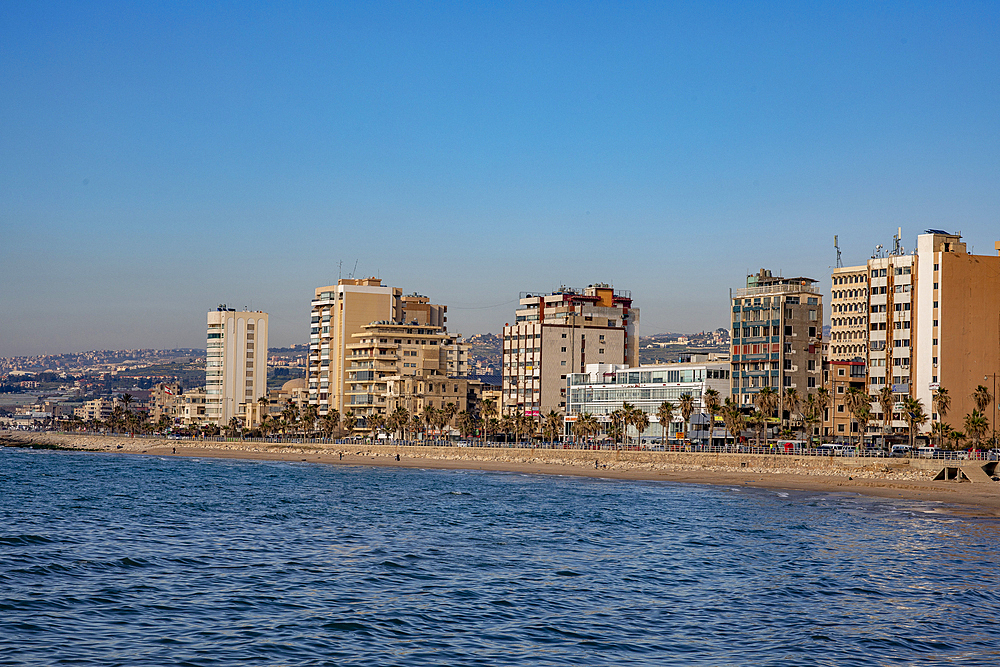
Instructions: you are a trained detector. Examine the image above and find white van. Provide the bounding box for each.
[891,445,912,457]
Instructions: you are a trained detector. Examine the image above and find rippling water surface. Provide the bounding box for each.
[2,447,999,666]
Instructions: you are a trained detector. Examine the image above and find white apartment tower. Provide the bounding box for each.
[206,307,269,425]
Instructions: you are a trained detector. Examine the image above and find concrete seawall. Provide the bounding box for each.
[1,431,946,481]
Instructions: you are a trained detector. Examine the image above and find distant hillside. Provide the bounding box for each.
[462,330,731,371]
[466,333,501,375]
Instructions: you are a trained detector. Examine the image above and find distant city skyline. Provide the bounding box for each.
[2,2,998,357]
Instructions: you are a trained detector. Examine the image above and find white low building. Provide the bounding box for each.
[564,361,731,442]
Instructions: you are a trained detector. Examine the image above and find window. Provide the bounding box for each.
[784,359,792,370]
[934,283,939,290]
[809,326,816,337]
[837,385,845,394]
[599,348,605,354]
[808,360,815,371]
[933,301,939,309]
[785,326,792,336]
[560,361,566,366]
[561,333,567,338]
[561,347,566,352]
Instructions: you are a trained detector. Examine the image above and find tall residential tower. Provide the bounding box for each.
[730,270,823,406]
[206,307,269,425]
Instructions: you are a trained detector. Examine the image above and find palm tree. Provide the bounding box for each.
[300,404,318,437]
[877,386,894,448]
[257,396,270,426]
[320,409,340,439]
[480,399,497,442]
[720,398,745,446]
[853,403,872,449]
[542,410,562,446]
[456,410,475,438]
[227,416,243,438]
[902,397,927,451]
[442,402,459,436]
[620,402,638,446]
[749,409,767,448]
[844,387,868,447]
[656,401,675,444]
[702,388,721,447]
[368,413,385,440]
[632,411,650,447]
[342,409,358,438]
[932,386,951,434]
[948,429,966,450]
[390,406,409,440]
[973,386,993,443]
[421,405,438,440]
[964,410,989,449]
[753,387,779,445]
[678,393,695,442]
[973,385,992,413]
[609,408,627,448]
[930,421,952,450]
[783,388,800,438]
[573,412,598,447]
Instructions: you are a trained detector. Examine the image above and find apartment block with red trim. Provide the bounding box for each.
[501,284,638,417]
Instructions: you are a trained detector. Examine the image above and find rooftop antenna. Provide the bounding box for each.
[834,235,842,268]
[349,259,358,279]
[892,227,902,256]
[338,260,342,280]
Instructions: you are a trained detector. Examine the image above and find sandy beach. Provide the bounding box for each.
[4,431,1000,517]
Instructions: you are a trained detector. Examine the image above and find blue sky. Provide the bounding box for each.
[2,1,998,357]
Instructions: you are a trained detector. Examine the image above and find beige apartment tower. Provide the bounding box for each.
[830,230,1000,440]
[502,284,638,416]
[206,307,269,425]
[307,278,403,416]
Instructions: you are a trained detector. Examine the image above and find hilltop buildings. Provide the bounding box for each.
[205,307,269,425]
[502,284,638,416]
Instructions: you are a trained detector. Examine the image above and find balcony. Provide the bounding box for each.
[734,283,819,298]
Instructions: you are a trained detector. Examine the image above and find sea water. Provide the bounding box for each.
[1,447,998,666]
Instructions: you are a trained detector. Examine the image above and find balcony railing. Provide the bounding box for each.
[735,283,819,298]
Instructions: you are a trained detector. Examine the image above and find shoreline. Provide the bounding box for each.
[4,431,1000,517]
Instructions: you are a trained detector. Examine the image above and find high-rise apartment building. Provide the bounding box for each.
[730,270,824,406]
[307,278,403,416]
[502,284,638,416]
[345,320,470,425]
[831,231,1000,438]
[307,279,459,420]
[206,307,269,425]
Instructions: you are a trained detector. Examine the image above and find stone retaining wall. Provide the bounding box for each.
[1,431,942,481]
